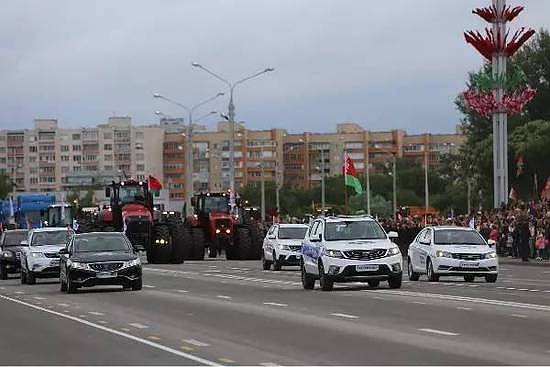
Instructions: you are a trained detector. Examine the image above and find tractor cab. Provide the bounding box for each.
[192,192,231,218]
[45,204,76,228]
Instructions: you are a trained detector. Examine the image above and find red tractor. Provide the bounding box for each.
[184,192,263,260]
[97,179,187,264]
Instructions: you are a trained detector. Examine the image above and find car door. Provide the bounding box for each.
[417,228,432,271]
[303,221,320,274]
[59,238,73,283]
[20,231,33,271]
[306,220,324,275]
[409,229,424,271]
[263,225,276,259]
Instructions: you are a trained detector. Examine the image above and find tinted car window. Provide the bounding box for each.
[434,229,486,245]
[2,231,28,247]
[74,234,130,253]
[31,231,69,246]
[278,227,308,239]
[325,221,386,241]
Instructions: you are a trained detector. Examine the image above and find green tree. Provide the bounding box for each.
[0,174,14,200]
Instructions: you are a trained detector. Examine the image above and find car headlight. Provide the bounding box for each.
[386,246,401,256]
[125,258,141,267]
[67,259,88,270]
[30,252,44,258]
[485,251,497,259]
[435,250,453,258]
[324,249,344,258]
[278,244,290,251]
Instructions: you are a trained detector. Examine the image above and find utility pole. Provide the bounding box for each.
[424,148,429,215]
[467,179,472,214]
[392,153,397,219]
[321,149,326,214]
[260,163,265,223]
[365,139,371,216]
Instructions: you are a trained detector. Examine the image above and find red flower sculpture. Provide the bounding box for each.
[472,5,524,23]
[464,27,534,60]
[463,87,536,117]
[505,27,536,56]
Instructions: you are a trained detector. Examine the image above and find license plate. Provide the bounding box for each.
[50,260,59,266]
[97,272,117,278]
[356,264,379,272]
[460,262,479,268]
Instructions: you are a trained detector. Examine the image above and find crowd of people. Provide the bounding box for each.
[381,200,550,262]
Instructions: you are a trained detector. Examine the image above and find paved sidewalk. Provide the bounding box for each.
[498,256,550,267]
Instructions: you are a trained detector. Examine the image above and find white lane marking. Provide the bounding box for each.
[496,286,505,289]
[468,285,479,287]
[260,363,281,366]
[263,302,288,307]
[176,290,189,293]
[128,322,149,329]
[510,314,527,318]
[329,313,359,319]
[410,301,427,305]
[0,294,218,366]
[373,296,385,300]
[529,289,540,292]
[418,328,459,336]
[88,311,104,316]
[456,306,473,311]
[183,339,210,347]
[143,285,156,288]
[97,320,108,324]
[216,295,232,300]
[33,296,47,300]
[506,287,516,290]
[364,290,550,312]
[57,303,70,307]
[14,291,24,294]
[518,288,529,291]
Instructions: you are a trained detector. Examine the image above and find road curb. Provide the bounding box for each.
[498,258,550,267]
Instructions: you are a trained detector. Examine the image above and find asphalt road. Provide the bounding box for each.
[1,258,550,365]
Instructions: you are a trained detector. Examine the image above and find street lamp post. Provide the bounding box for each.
[153,92,224,215]
[191,63,274,209]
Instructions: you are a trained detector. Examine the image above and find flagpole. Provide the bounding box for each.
[344,150,349,214]
[366,138,371,216]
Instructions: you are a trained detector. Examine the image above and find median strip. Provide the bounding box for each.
[329,313,359,319]
[418,328,459,336]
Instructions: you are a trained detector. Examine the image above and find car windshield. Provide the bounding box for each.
[74,234,130,253]
[278,227,308,239]
[2,231,28,247]
[31,231,69,246]
[434,229,486,245]
[202,196,229,213]
[119,185,146,204]
[325,221,386,241]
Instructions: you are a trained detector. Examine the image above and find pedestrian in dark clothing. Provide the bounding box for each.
[516,212,531,262]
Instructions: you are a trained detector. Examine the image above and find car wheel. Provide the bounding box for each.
[367,280,380,288]
[407,257,420,281]
[67,275,77,294]
[464,274,475,282]
[262,252,272,270]
[301,261,315,290]
[388,275,402,289]
[60,275,67,292]
[318,262,333,291]
[26,271,36,285]
[0,263,7,280]
[272,251,282,271]
[485,274,498,283]
[426,259,439,282]
[20,268,27,284]
[131,278,143,291]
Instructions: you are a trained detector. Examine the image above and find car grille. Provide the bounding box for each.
[451,253,484,260]
[289,245,301,251]
[89,262,124,272]
[44,252,60,258]
[343,249,387,260]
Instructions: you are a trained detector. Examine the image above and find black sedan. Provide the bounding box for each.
[60,232,142,293]
[0,229,29,280]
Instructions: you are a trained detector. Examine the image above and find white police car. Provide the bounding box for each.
[407,226,498,283]
[262,224,309,270]
[301,216,402,291]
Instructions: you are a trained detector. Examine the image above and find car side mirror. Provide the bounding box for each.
[268,235,276,240]
[59,248,69,255]
[105,187,111,198]
[388,231,398,239]
[487,239,496,246]
[311,234,322,242]
[20,240,28,247]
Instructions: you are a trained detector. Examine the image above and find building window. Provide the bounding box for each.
[104,132,113,140]
[73,166,81,172]
[136,131,144,139]
[61,166,69,173]
[60,145,69,152]
[72,134,81,140]
[61,155,70,161]
[73,145,81,151]
[104,144,112,151]
[104,165,113,171]
[73,156,81,162]
[135,142,144,150]
[136,153,144,161]
[136,164,145,171]
[136,174,145,181]
[84,155,97,161]
[30,177,38,185]
[29,146,37,153]
[104,154,112,161]
[29,156,37,163]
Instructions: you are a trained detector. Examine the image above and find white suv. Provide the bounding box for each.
[301,216,402,291]
[262,224,309,271]
[407,226,498,283]
[20,228,71,285]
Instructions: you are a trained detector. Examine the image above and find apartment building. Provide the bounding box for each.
[0,117,163,193]
[162,121,464,205]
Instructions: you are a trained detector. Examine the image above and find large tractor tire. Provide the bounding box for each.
[148,225,173,264]
[237,227,253,260]
[248,225,264,260]
[181,227,194,260]
[169,223,186,264]
[191,228,206,260]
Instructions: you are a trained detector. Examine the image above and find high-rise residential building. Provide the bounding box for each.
[0,117,163,193]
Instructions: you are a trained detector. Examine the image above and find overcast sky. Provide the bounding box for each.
[1,1,549,134]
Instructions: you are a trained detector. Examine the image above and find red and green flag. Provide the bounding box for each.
[343,153,363,195]
[148,175,163,192]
